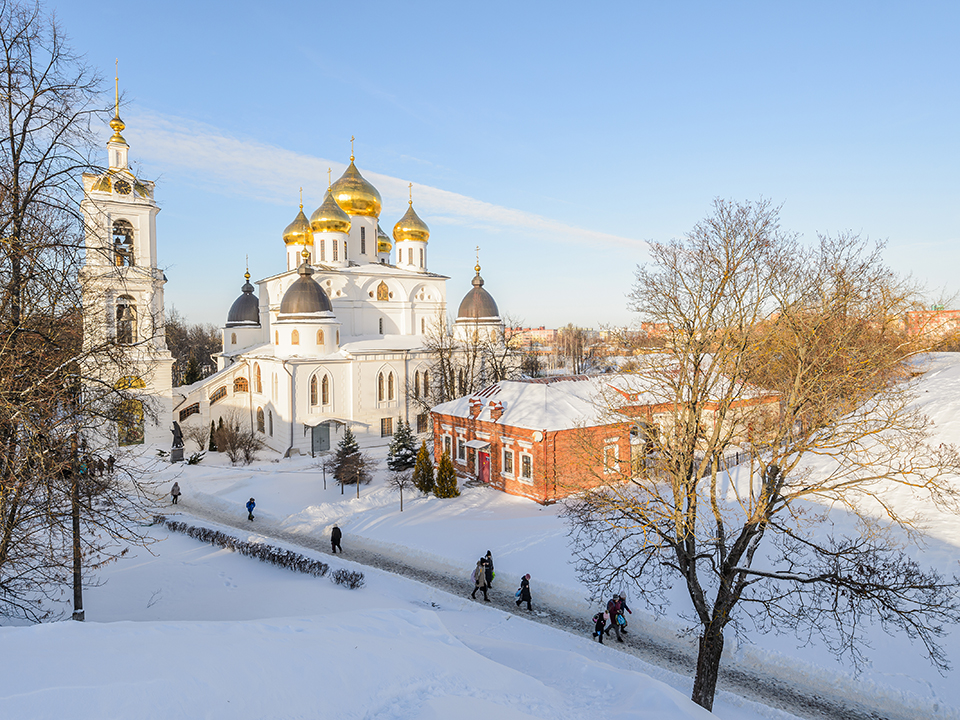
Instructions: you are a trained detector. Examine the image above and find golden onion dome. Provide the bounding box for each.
[282,205,314,246]
[310,190,352,234]
[377,224,392,254]
[330,160,382,217]
[392,201,430,244]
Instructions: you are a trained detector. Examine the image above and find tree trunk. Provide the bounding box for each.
[691,625,724,710]
[71,466,84,621]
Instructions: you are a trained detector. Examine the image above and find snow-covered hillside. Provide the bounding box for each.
[4,355,960,719]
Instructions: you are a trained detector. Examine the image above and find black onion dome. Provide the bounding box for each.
[457,267,500,320]
[226,273,260,327]
[279,262,332,315]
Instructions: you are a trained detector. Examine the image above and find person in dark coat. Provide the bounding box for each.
[246,498,256,521]
[471,558,490,601]
[515,573,532,610]
[331,525,342,553]
[593,611,608,643]
[106,455,115,475]
[171,482,181,505]
[605,594,630,642]
[484,550,494,587]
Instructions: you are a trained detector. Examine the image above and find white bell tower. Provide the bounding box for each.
[79,72,174,448]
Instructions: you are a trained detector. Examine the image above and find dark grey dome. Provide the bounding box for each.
[457,268,500,320]
[279,263,332,315]
[226,273,260,327]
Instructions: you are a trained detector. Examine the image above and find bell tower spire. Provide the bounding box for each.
[107,60,130,170]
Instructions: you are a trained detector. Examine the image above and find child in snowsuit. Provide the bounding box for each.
[515,573,532,610]
[171,482,181,505]
[331,525,342,553]
[246,498,256,521]
[593,611,608,643]
[471,558,490,601]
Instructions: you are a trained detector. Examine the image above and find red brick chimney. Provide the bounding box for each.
[469,399,483,418]
[489,401,503,421]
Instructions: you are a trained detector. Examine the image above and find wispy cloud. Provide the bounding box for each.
[126,111,644,250]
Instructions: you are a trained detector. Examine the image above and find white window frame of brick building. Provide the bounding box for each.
[443,434,452,458]
[502,448,514,477]
[603,441,620,474]
[519,453,533,485]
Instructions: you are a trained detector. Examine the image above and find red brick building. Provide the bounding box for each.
[430,376,635,504]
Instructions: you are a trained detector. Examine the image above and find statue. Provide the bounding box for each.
[171,421,184,448]
[170,421,184,463]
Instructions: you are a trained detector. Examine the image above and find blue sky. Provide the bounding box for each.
[56,1,959,328]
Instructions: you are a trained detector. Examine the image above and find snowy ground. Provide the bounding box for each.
[5,355,960,719]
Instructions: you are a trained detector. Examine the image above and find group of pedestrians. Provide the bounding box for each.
[467,551,536,612]
[593,593,632,644]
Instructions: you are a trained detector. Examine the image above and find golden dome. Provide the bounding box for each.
[377,224,392,254]
[330,160,382,217]
[392,201,430,244]
[283,206,314,246]
[108,113,126,144]
[310,190,352,234]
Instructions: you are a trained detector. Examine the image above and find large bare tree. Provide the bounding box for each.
[565,199,960,711]
[0,0,162,621]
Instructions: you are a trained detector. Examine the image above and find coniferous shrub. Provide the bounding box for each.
[333,427,371,485]
[208,421,217,452]
[434,451,460,498]
[412,441,434,494]
[387,418,417,472]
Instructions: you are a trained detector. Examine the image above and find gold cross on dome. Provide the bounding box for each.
[299,186,303,209]
[408,182,413,204]
[350,135,355,161]
[327,168,332,189]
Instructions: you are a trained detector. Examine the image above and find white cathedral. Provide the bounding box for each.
[81,100,503,456]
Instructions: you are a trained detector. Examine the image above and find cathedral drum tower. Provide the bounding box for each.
[78,78,174,448]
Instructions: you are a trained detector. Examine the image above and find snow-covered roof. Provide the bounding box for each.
[431,375,647,431]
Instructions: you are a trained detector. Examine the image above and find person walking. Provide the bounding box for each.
[106,455,115,475]
[484,550,494,588]
[471,558,490,601]
[515,573,532,611]
[605,594,628,643]
[331,525,342,554]
[246,497,256,521]
[171,482,181,505]
[593,611,608,643]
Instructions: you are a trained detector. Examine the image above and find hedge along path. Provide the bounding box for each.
[163,498,896,720]
[154,515,364,588]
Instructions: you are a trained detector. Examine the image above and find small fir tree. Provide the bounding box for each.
[208,420,218,452]
[434,451,460,498]
[387,417,417,472]
[184,356,202,385]
[333,427,371,485]
[411,441,434,494]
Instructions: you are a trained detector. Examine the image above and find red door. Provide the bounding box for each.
[478,451,490,483]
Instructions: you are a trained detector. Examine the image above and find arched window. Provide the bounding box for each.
[414,371,420,399]
[112,220,135,267]
[421,318,425,334]
[317,329,324,345]
[117,399,144,446]
[419,248,424,267]
[319,239,325,262]
[321,375,330,405]
[116,295,136,345]
[344,240,348,260]
[310,375,318,406]
[422,370,430,398]
[332,239,338,261]
[388,372,395,400]
[268,410,273,436]
[376,281,388,301]
[378,372,385,402]
[378,317,383,334]
[408,248,413,265]
[256,407,265,433]
[210,386,227,404]
[254,363,262,393]
[234,377,249,393]
[336,330,340,345]
[231,332,237,345]
[275,330,279,345]
[292,329,300,345]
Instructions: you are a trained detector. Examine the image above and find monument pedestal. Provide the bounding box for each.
[171,447,184,463]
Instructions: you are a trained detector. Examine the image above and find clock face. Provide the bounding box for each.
[115,179,132,195]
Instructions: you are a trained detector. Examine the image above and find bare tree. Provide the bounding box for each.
[213,409,263,465]
[389,470,415,511]
[564,199,960,711]
[0,1,167,621]
[183,422,208,452]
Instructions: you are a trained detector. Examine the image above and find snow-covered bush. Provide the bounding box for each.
[331,568,365,589]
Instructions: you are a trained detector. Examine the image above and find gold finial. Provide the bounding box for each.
[299,186,303,210]
[475,246,481,274]
[301,248,310,261]
[327,167,332,189]
[350,135,355,162]
[408,182,413,205]
[108,58,126,142]
[245,254,250,280]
